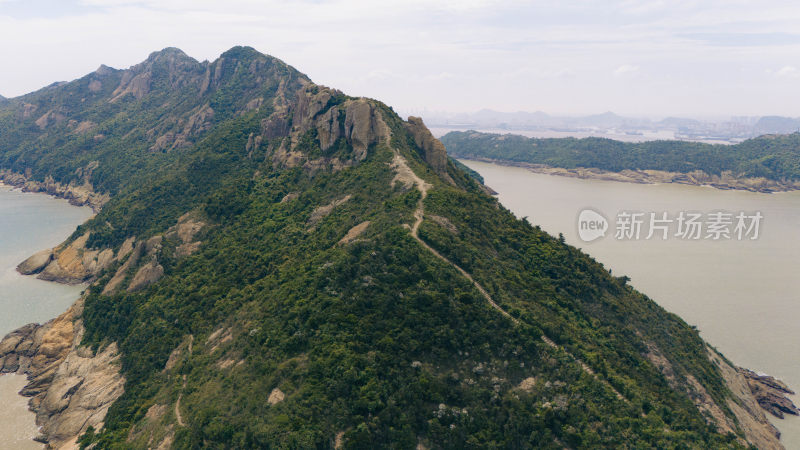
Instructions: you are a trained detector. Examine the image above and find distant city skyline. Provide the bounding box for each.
[3,0,800,117]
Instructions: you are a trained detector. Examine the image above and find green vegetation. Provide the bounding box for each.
[450,157,484,184]
[441,130,800,181]
[0,47,756,448]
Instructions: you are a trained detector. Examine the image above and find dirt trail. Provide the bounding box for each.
[175,335,193,427]
[397,152,624,401]
[175,375,186,427]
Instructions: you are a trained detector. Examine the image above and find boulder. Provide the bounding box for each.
[17,248,54,275]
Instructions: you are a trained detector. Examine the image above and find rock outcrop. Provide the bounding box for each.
[17,248,54,275]
[127,260,164,292]
[740,368,800,419]
[102,239,143,295]
[165,212,205,258]
[404,116,455,185]
[644,341,790,449]
[0,165,109,211]
[0,298,125,449]
[706,347,788,450]
[35,232,115,285]
[101,215,204,295]
[19,211,202,294]
[263,85,391,172]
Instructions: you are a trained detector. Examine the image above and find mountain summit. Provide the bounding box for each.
[0,47,790,449]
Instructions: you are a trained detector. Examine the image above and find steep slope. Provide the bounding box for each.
[0,48,789,449]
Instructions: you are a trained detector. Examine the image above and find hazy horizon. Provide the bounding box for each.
[3,1,800,117]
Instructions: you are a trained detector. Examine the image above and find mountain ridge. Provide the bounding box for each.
[0,47,791,449]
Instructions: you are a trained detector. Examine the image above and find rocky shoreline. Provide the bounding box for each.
[457,157,800,194]
[741,369,800,419]
[0,298,125,449]
[0,168,109,212]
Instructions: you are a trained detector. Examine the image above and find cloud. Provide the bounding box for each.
[774,66,799,78]
[3,0,800,115]
[613,64,640,77]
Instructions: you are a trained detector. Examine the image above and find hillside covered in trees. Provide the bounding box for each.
[0,47,789,449]
[441,130,800,188]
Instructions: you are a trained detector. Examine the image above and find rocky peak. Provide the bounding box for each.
[262,84,390,171]
[93,64,115,77]
[219,45,265,62]
[145,47,195,64]
[202,46,307,95]
[110,48,205,102]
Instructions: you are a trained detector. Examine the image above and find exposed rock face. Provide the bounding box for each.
[102,215,203,295]
[263,85,391,172]
[644,343,736,436]
[127,260,164,292]
[740,368,799,419]
[0,299,125,449]
[427,215,458,235]
[35,110,67,130]
[338,221,370,244]
[644,342,787,449]
[404,116,455,185]
[35,232,115,285]
[110,48,202,103]
[308,195,351,229]
[706,348,786,450]
[102,240,143,295]
[17,248,54,275]
[149,104,215,152]
[0,168,109,211]
[165,212,205,258]
[268,388,285,405]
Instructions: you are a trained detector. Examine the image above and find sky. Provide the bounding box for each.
[1,0,800,118]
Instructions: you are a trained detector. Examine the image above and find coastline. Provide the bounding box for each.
[0,187,101,449]
[0,169,108,212]
[455,157,800,194]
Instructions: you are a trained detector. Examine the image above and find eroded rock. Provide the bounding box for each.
[127,260,164,292]
[17,249,54,275]
[404,116,455,185]
[0,298,125,449]
[741,368,799,419]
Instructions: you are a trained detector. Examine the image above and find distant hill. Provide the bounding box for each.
[442,130,800,192]
[422,110,800,142]
[753,116,800,135]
